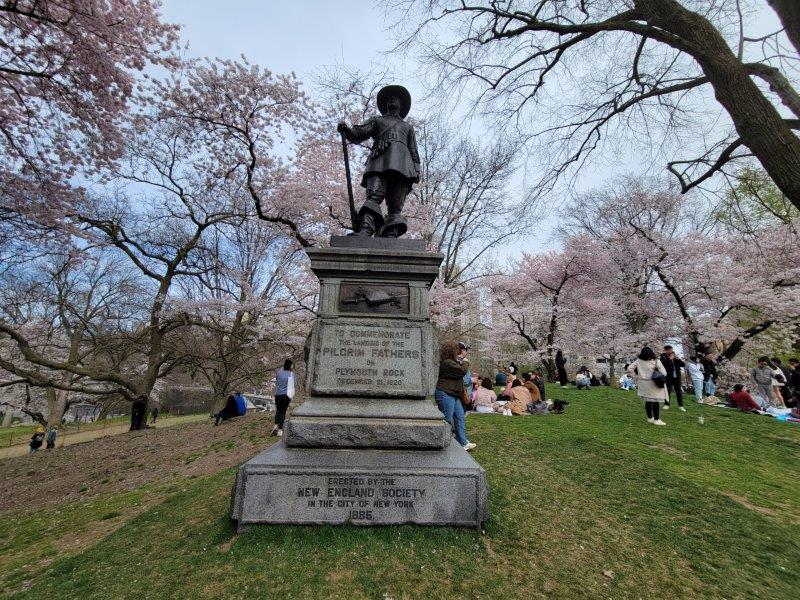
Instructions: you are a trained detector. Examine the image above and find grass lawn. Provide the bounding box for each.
[1,385,798,598]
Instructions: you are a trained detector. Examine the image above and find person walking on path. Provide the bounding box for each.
[660,345,686,411]
[686,356,705,403]
[751,356,782,408]
[29,427,45,453]
[628,346,669,426]
[45,427,57,449]
[434,340,476,451]
[272,359,295,437]
[555,350,569,388]
[150,404,159,425]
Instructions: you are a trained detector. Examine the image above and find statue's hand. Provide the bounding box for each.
[337,121,348,134]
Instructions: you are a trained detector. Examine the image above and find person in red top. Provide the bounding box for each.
[730,384,762,412]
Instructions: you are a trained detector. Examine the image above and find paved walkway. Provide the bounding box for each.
[0,413,209,459]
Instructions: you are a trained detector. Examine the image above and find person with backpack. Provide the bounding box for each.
[627,346,668,425]
[272,359,295,437]
[29,426,45,453]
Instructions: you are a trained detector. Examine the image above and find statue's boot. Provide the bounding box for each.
[348,202,384,237]
[380,213,407,238]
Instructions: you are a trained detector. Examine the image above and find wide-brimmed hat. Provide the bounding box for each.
[376,85,411,118]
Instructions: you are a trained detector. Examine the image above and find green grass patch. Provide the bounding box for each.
[1,385,798,598]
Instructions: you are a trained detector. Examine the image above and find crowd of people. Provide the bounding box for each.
[434,341,570,452]
[622,346,800,425]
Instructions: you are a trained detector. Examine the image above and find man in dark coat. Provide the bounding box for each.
[660,345,686,410]
[130,395,148,431]
[338,85,420,238]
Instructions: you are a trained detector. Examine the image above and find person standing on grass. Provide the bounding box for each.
[751,356,782,408]
[701,353,718,397]
[769,359,787,407]
[45,426,57,449]
[628,346,668,426]
[660,345,686,412]
[686,356,705,403]
[555,349,569,388]
[460,343,474,408]
[150,404,159,424]
[434,340,476,451]
[129,395,148,431]
[272,359,295,437]
[29,426,45,453]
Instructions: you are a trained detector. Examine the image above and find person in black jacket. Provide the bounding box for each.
[700,352,718,396]
[129,395,148,431]
[660,345,686,411]
[555,350,569,387]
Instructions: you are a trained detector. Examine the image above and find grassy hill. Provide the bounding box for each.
[1,386,798,599]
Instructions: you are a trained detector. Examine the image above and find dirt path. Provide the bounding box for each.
[0,414,209,459]
[0,413,276,515]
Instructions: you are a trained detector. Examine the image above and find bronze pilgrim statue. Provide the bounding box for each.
[337,85,420,238]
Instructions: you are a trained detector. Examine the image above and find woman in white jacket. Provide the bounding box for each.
[627,346,669,426]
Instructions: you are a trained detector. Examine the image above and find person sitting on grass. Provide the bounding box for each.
[473,377,499,414]
[500,374,515,401]
[575,367,591,390]
[729,384,762,413]
[521,372,542,402]
[214,394,238,426]
[619,373,636,391]
[507,379,533,415]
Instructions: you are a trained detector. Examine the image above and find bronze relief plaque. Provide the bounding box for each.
[338,282,410,315]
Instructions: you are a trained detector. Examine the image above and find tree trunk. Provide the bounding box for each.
[46,381,70,428]
[768,0,800,56]
[639,0,800,210]
[608,353,617,383]
[718,321,774,363]
[1,408,13,427]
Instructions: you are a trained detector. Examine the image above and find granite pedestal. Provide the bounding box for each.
[231,236,489,528]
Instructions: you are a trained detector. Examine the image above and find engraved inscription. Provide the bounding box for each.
[339,282,409,315]
[300,477,428,521]
[312,323,423,396]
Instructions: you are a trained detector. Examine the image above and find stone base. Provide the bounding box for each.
[287,398,450,449]
[231,442,489,529]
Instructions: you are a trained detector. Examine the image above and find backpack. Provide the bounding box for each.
[651,361,666,388]
[526,400,548,415]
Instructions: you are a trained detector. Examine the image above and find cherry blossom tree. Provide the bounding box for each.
[175,215,316,407]
[1,0,178,227]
